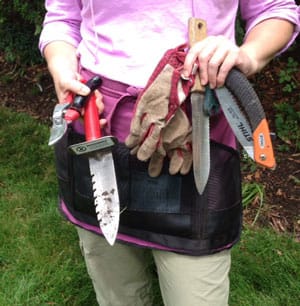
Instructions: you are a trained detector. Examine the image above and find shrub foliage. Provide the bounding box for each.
[0,0,45,65]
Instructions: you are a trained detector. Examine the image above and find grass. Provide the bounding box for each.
[230,228,300,306]
[0,107,97,305]
[0,106,299,305]
[242,182,265,226]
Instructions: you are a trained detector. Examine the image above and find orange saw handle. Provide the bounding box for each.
[225,69,276,169]
[252,119,275,169]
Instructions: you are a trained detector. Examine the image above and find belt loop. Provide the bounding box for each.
[127,86,142,97]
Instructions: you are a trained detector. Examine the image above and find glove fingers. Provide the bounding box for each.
[148,151,165,177]
[163,108,190,146]
[137,125,162,161]
[180,154,193,175]
[169,149,184,175]
[125,130,143,150]
[129,145,139,155]
[125,113,156,149]
[125,134,140,149]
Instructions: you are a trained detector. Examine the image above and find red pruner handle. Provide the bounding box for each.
[84,93,101,141]
[64,92,81,122]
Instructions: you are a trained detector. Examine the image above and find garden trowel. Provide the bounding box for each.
[188,17,210,195]
[49,77,120,245]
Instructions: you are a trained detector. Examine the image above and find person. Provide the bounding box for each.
[39,1,299,305]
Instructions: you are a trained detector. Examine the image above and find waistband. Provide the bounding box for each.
[80,67,142,96]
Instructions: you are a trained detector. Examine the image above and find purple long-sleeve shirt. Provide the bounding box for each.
[39,0,299,87]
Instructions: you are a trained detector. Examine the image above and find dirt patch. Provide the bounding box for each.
[0,51,299,241]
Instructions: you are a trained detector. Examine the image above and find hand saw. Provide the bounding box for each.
[215,68,276,169]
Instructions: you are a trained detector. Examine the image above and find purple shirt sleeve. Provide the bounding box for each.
[240,0,300,52]
[39,0,83,52]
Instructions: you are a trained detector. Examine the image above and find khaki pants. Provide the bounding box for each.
[77,227,231,306]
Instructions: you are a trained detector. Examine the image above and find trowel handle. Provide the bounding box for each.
[84,93,102,141]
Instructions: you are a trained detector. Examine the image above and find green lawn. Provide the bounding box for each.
[0,107,299,306]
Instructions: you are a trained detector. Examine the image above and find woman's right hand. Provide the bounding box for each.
[53,71,91,104]
[44,41,91,103]
[43,41,106,127]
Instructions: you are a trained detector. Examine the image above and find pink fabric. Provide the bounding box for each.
[39,0,300,87]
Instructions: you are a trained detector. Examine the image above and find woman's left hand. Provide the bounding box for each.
[182,35,257,88]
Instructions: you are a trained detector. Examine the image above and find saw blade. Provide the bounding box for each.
[215,86,254,159]
[89,151,120,246]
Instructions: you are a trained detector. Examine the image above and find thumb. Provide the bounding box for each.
[56,74,91,103]
[69,78,91,96]
[57,81,90,103]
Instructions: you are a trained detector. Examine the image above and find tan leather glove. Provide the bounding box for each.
[125,44,193,162]
[166,108,192,176]
[125,63,174,161]
[148,106,192,177]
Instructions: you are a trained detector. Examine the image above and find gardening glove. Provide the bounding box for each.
[168,136,192,175]
[125,44,193,162]
[147,138,166,177]
[148,105,192,177]
[166,107,192,175]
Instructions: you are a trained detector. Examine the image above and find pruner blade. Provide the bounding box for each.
[48,102,70,146]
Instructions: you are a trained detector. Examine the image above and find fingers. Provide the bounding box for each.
[183,36,241,88]
[94,90,104,113]
[209,42,240,88]
[56,76,91,103]
[94,90,107,128]
[99,118,107,129]
[56,72,104,111]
